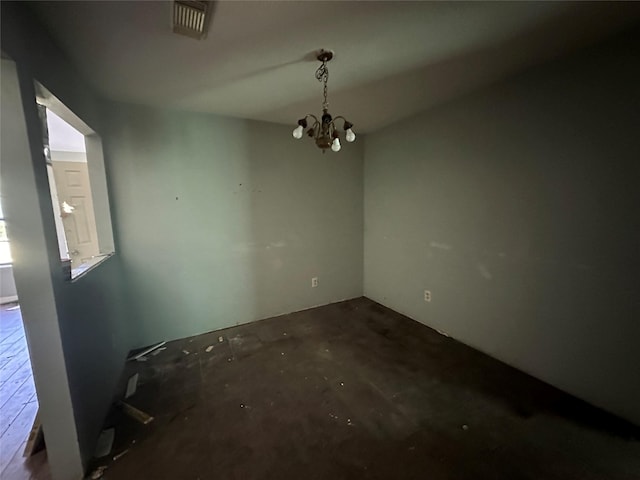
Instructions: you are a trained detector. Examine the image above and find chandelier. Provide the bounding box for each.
[292,50,356,152]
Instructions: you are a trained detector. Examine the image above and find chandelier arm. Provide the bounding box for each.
[306,119,320,138]
[331,116,353,130]
[303,114,320,124]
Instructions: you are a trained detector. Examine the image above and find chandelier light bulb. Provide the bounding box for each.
[331,137,341,152]
[345,128,356,143]
[292,125,304,139]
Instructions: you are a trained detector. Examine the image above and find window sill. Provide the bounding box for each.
[66,253,114,282]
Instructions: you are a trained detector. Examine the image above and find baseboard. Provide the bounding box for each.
[0,295,19,305]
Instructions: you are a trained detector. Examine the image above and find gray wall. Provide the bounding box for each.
[103,104,363,346]
[364,29,640,425]
[1,4,132,477]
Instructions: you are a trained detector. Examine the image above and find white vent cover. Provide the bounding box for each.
[173,1,210,40]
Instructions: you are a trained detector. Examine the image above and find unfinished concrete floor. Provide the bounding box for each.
[100,298,640,480]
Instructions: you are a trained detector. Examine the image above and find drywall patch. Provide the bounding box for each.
[429,241,452,250]
[477,263,492,280]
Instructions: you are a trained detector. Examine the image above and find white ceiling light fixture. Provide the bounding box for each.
[292,50,356,153]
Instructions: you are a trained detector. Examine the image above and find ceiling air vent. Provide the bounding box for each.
[173,1,211,40]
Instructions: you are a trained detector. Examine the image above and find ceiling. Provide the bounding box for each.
[30,1,640,133]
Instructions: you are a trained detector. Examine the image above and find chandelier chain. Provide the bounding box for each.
[315,61,329,111]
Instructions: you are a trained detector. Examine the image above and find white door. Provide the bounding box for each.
[51,160,100,267]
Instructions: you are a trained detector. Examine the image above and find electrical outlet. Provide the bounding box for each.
[424,290,431,302]
[311,277,319,288]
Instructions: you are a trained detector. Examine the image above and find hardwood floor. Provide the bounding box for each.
[0,303,50,480]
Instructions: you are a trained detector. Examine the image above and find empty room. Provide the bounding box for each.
[0,1,639,479]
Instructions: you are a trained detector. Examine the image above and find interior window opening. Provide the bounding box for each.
[35,83,115,280]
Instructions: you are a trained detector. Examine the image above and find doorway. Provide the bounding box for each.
[0,221,48,476]
[0,297,49,478]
